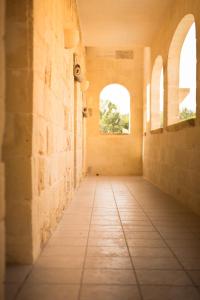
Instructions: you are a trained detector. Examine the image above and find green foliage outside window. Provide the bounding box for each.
[100,100,129,134]
[179,107,196,120]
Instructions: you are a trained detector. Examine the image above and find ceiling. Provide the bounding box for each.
[77,0,173,47]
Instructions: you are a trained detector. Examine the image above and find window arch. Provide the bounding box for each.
[99,83,130,134]
[151,56,164,130]
[168,14,196,125]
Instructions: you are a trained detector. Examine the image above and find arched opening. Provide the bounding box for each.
[168,14,196,125]
[151,56,164,130]
[99,83,130,134]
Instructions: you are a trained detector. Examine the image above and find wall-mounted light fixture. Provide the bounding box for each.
[64,28,80,49]
[82,107,88,118]
[81,80,90,92]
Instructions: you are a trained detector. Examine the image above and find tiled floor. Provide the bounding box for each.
[5,176,200,300]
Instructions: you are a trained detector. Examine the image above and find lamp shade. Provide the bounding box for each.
[81,80,90,92]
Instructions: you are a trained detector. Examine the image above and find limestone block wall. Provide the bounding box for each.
[74,81,84,188]
[143,0,200,214]
[0,0,5,297]
[3,0,86,264]
[32,0,86,258]
[4,0,34,263]
[86,47,143,175]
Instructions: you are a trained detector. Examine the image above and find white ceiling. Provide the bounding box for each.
[77,0,173,47]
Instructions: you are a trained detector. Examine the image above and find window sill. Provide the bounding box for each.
[166,118,196,132]
[100,132,130,136]
[150,128,163,134]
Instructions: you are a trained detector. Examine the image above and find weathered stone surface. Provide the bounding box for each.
[32,0,86,259]
[0,0,5,297]
[143,0,200,215]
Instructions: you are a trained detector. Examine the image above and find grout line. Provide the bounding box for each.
[110,178,144,300]
[77,179,97,300]
[125,181,200,295]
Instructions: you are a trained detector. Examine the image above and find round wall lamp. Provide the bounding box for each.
[81,80,90,92]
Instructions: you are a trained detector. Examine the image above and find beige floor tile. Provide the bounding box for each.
[48,237,87,246]
[56,224,90,231]
[80,285,141,300]
[172,247,200,258]
[90,225,122,231]
[8,177,200,300]
[129,247,173,257]
[125,232,161,239]
[89,231,124,239]
[88,238,126,247]
[85,256,132,269]
[136,270,192,285]
[127,238,165,247]
[188,271,200,285]
[83,269,136,284]
[141,286,200,300]
[121,220,152,226]
[179,258,200,270]
[92,216,120,221]
[123,225,155,232]
[91,220,121,225]
[132,257,181,269]
[53,230,88,238]
[41,246,86,257]
[87,246,129,257]
[160,232,198,239]
[166,239,200,248]
[16,284,80,300]
[35,256,84,269]
[27,268,82,284]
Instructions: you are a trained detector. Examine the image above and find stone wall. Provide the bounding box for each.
[143,0,200,214]
[4,0,34,263]
[86,47,143,175]
[32,0,86,259]
[0,0,5,297]
[74,81,84,188]
[3,0,86,264]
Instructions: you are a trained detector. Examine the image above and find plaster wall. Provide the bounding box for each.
[0,0,5,297]
[143,0,200,214]
[86,47,143,175]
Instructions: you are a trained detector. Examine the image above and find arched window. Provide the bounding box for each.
[151,56,164,130]
[99,83,130,134]
[168,15,196,125]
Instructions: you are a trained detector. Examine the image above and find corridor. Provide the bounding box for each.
[5,177,200,300]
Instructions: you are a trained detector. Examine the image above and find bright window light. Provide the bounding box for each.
[179,22,196,118]
[99,83,130,134]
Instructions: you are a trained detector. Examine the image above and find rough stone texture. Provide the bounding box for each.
[143,0,200,215]
[74,81,84,188]
[4,0,34,264]
[3,0,86,264]
[86,47,143,175]
[32,0,86,260]
[0,0,5,298]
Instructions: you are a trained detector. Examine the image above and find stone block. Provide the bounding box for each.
[6,21,31,69]
[5,157,32,200]
[6,69,32,113]
[3,113,32,158]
